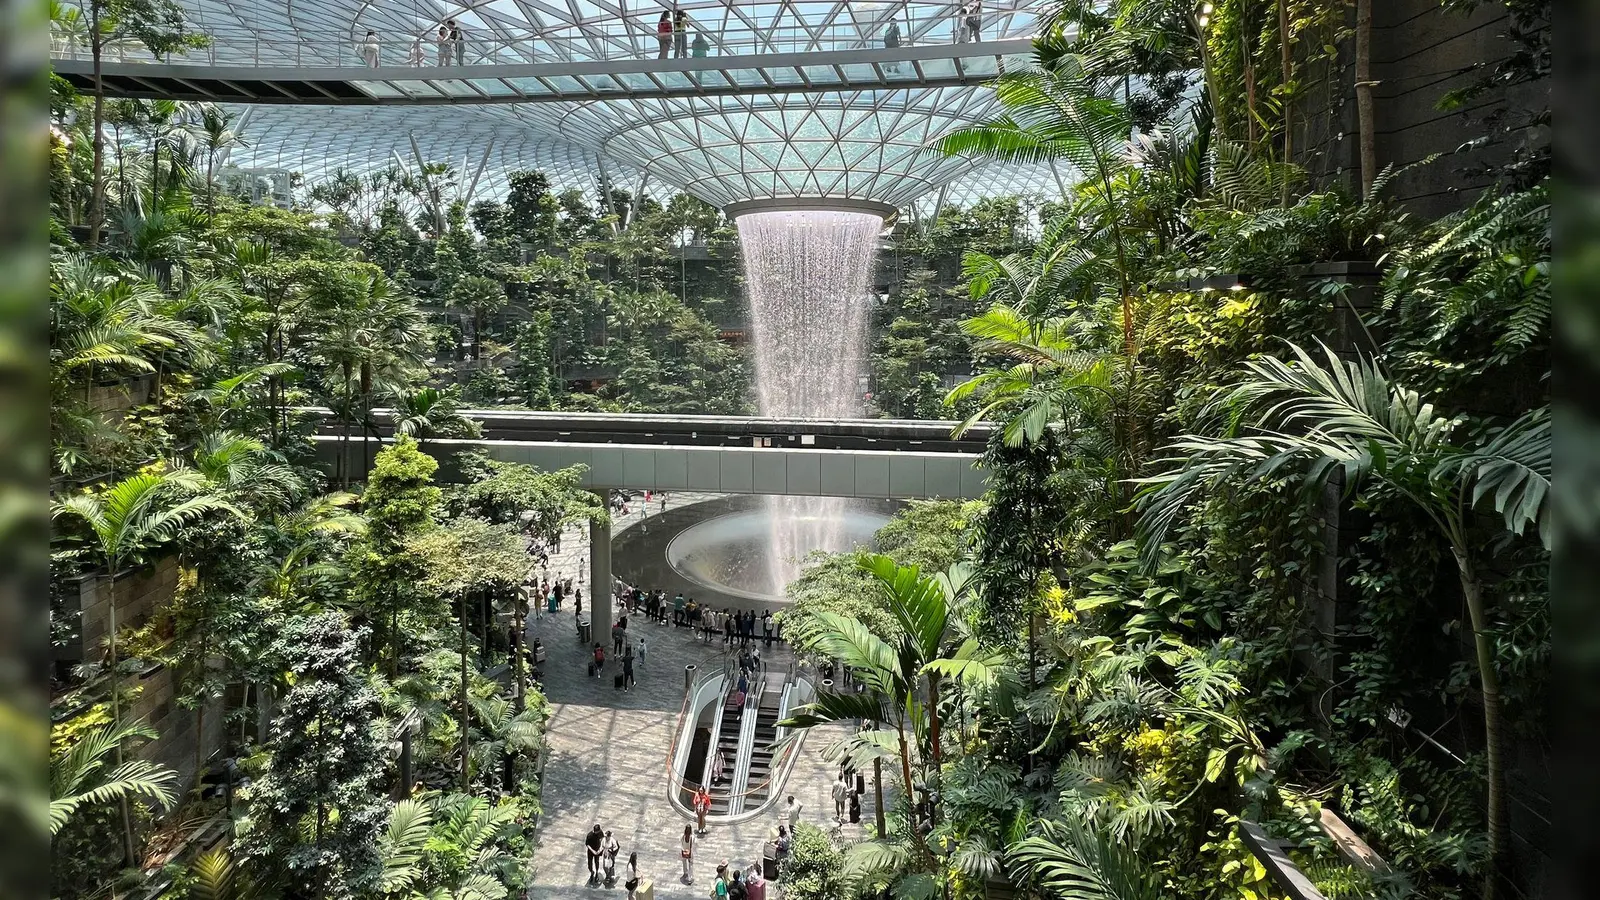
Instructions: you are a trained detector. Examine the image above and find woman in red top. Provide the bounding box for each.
[656,12,672,59]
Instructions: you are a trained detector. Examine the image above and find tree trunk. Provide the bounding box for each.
[1454,548,1506,899]
[1278,0,1294,204]
[512,598,528,712]
[460,597,472,792]
[109,597,137,866]
[873,755,887,836]
[925,673,943,826]
[88,16,106,248]
[895,718,917,833]
[1355,0,1376,197]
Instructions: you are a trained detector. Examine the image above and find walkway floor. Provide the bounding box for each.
[524,498,871,898]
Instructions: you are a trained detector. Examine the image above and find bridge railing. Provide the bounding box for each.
[50,15,1030,69]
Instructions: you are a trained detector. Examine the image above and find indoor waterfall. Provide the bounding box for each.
[735,209,884,591]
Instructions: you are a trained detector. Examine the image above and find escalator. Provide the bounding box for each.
[706,689,745,815]
[742,698,783,811]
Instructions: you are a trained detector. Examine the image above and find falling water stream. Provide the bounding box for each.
[735,209,884,591]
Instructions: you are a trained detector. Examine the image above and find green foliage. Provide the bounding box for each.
[49,717,176,835]
[778,823,854,900]
[1375,182,1550,407]
[451,454,607,537]
[236,612,388,900]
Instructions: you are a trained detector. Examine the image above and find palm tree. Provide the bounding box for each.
[50,719,177,864]
[467,695,543,792]
[53,470,242,862]
[934,63,1139,355]
[1008,818,1163,900]
[51,255,204,400]
[192,104,247,215]
[186,848,264,900]
[392,386,474,447]
[377,793,521,900]
[1134,343,1550,893]
[782,555,1001,843]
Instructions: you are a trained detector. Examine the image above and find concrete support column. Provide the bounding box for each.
[589,491,613,642]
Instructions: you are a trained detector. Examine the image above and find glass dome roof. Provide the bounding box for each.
[64,0,1066,208]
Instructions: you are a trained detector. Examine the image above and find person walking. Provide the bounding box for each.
[637,636,647,666]
[625,852,641,899]
[591,642,605,675]
[680,824,696,883]
[408,33,425,65]
[673,9,690,58]
[359,30,380,67]
[832,773,849,823]
[623,652,635,691]
[693,784,712,834]
[612,620,625,654]
[727,868,748,900]
[602,830,621,884]
[712,864,730,899]
[435,25,452,65]
[585,824,605,879]
[448,19,466,63]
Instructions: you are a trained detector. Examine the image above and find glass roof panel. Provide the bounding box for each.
[95,0,1061,210]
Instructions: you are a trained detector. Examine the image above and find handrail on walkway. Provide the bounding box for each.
[50,14,1026,68]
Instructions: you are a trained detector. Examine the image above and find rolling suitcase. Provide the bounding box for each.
[614,673,626,690]
[636,879,654,900]
[849,793,861,823]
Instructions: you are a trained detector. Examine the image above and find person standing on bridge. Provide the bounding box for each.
[359,30,380,67]
[656,11,673,59]
[673,9,691,58]
[883,17,902,72]
[435,25,452,65]
[965,0,982,42]
[448,19,467,64]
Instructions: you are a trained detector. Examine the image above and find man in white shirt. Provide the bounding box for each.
[779,795,801,830]
[831,775,849,823]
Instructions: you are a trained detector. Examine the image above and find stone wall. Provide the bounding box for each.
[86,373,157,417]
[126,662,229,796]
[1299,0,1547,219]
[57,557,181,665]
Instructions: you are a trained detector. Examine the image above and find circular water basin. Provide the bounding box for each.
[665,505,889,602]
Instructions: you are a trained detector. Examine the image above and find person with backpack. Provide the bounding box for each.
[727,868,748,900]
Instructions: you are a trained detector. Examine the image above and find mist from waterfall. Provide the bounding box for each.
[735,210,883,592]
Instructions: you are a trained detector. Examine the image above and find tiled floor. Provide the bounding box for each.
[523,499,872,899]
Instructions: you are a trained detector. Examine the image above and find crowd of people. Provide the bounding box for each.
[614,581,786,649]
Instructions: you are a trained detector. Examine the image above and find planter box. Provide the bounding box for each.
[1292,261,1384,361]
[86,372,157,417]
[53,557,180,666]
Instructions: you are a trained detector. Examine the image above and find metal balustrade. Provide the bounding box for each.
[51,15,1030,70]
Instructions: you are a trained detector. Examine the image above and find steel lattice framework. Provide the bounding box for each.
[58,0,1066,209]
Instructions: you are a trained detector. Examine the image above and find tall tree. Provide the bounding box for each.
[236,613,387,900]
[1135,344,1550,895]
[75,0,206,246]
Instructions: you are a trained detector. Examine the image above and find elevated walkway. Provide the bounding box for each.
[51,39,1033,104]
[310,409,989,499]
